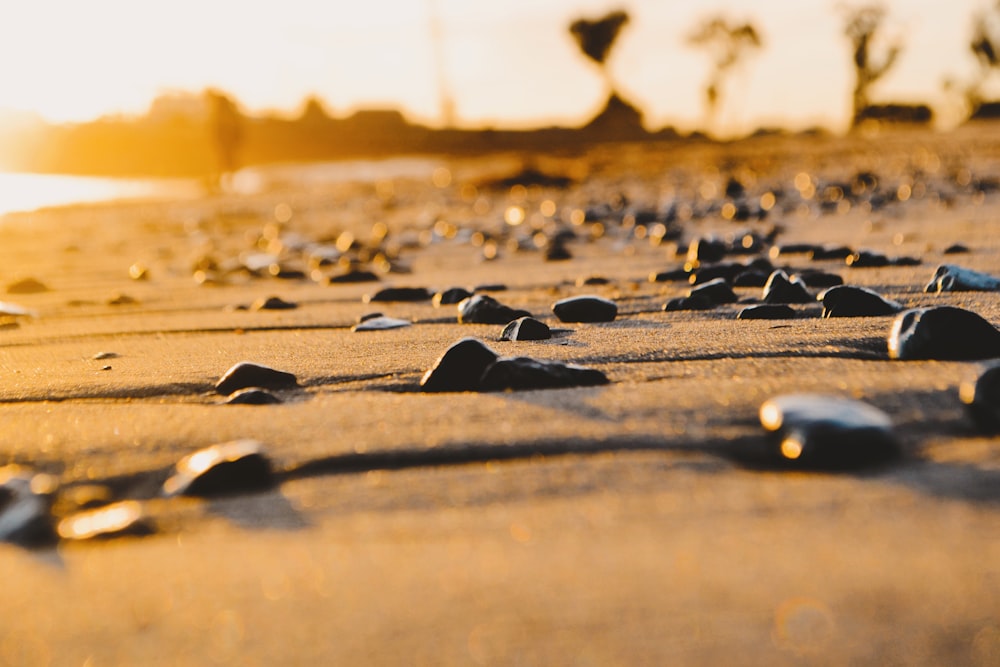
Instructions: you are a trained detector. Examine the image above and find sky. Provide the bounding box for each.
[0,0,992,134]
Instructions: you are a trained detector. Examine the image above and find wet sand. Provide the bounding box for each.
[0,129,998,666]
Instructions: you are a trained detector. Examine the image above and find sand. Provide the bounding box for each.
[0,129,998,666]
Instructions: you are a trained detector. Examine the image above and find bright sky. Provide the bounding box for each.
[0,0,991,134]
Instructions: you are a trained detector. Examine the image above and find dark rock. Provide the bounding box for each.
[544,240,573,261]
[474,284,508,292]
[737,304,796,320]
[793,271,844,288]
[576,275,612,286]
[924,264,1000,293]
[687,237,728,264]
[420,338,499,392]
[352,316,412,331]
[552,295,617,323]
[458,294,531,325]
[663,294,715,311]
[6,278,49,294]
[92,351,119,360]
[252,296,298,311]
[772,243,823,257]
[689,262,744,285]
[365,287,433,303]
[819,285,902,318]
[890,256,921,267]
[327,269,379,284]
[759,394,899,469]
[358,312,383,323]
[846,250,890,268]
[762,270,812,304]
[943,243,970,255]
[960,365,1000,431]
[648,268,690,283]
[0,466,57,546]
[57,501,152,541]
[268,265,308,280]
[215,362,299,395]
[732,269,771,288]
[689,278,738,305]
[224,388,283,405]
[162,440,275,497]
[479,357,609,391]
[433,287,474,306]
[810,245,854,261]
[500,317,552,341]
[889,306,1000,360]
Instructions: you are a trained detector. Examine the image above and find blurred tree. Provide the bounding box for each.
[205,89,244,189]
[569,10,630,94]
[840,4,902,126]
[685,16,763,131]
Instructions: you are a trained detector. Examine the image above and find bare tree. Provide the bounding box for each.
[840,4,902,125]
[569,10,630,94]
[685,16,763,130]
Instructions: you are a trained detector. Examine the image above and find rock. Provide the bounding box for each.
[819,285,902,317]
[687,237,727,264]
[552,295,617,323]
[689,262,745,285]
[364,287,433,303]
[479,357,609,391]
[0,466,57,546]
[763,270,812,304]
[107,293,138,306]
[433,287,473,307]
[793,271,844,288]
[326,269,379,284]
[846,250,890,268]
[576,276,611,286]
[162,440,275,497]
[92,351,119,360]
[759,394,899,469]
[689,278,738,305]
[544,240,572,261]
[252,296,297,311]
[215,362,299,395]
[420,338,499,392]
[888,306,1000,360]
[458,294,530,325]
[649,268,690,283]
[810,245,854,261]
[943,243,970,255]
[924,264,1000,293]
[891,256,921,267]
[771,243,822,257]
[960,364,1000,431]
[57,501,152,541]
[357,312,383,323]
[500,317,552,341]
[737,304,795,320]
[352,316,412,331]
[473,284,508,292]
[224,388,283,405]
[6,277,49,294]
[732,269,771,288]
[663,294,715,311]
[0,301,36,317]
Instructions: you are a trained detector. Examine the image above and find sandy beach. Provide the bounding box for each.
[0,129,998,666]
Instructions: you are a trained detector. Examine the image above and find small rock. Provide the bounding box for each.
[649,268,690,283]
[960,364,1000,431]
[420,338,499,392]
[552,295,617,323]
[224,387,283,405]
[163,440,275,497]
[458,294,531,325]
[326,269,379,284]
[888,306,1000,360]
[687,237,727,264]
[942,243,969,255]
[6,277,49,294]
[762,270,812,304]
[544,240,572,261]
[106,293,138,306]
[0,301,35,317]
[129,263,150,280]
[576,276,611,287]
[924,264,1000,293]
[352,316,412,331]
[759,394,899,469]
[474,284,508,292]
[737,304,795,320]
[433,287,473,307]
[252,296,297,311]
[500,317,552,341]
[0,466,58,545]
[663,294,715,311]
[846,250,890,268]
[771,243,822,257]
[365,287,433,303]
[215,362,299,395]
[689,278,738,305]
[819,285,902,318]
[92,351,119,360]
[732,269,771,288]
[810,245,854,261]
[793,271,844,288]
[357,312,383,323]
[57,501,152,541]
[479,357,609,391]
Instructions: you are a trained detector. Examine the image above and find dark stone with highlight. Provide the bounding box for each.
[365,286,433,303]
[552,295,617,322]
[889,306,1000,360]
[163,440,275,497]
[252,296,298,311]
[420,338,499,392]
[737,304,795,320]
[215,362,298,395]
[458,294,531,325]
[762,270,812,304]
[820,285,902,318]
[689,278,737,305]
[500,317,552,341]
[479,357,609,391]
[961,365,1000,431]
[433,287,474,306]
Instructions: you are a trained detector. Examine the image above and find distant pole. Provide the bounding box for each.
[427,0,455,127]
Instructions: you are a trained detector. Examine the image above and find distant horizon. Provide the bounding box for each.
[0,0,995,135]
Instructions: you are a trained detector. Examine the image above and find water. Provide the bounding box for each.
[0,172,202,217]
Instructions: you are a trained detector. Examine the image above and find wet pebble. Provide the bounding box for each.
[763,270,812,304]
[252,296,297,311]
[420,338,499,392]
[737,304,795,320]
[162,440,275,497]
[663,294,714,311]
[793,271,843,288]
[759,394,899,469]
[365,286,433,303]
[433,287,473,307]
[552,295,617,323]
[960,364,1000,431]
[649,267,690,283]
[458,294,531,325]
[689,278,738,305]
[924,264,1000,293]
[479,357,609,391]
[943,243,969,255]
[0,466,57,546]
[57,501,152,541]
[889,306,1000,360]
[819,285,902,317]
[224,387,283,405]
[326,269,379,284]
[215,361,299,395]
[352,315,412,331]
[687,236,728,264]
[500,317,552,341]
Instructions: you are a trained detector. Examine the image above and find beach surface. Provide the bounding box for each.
[0,130,998,666]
